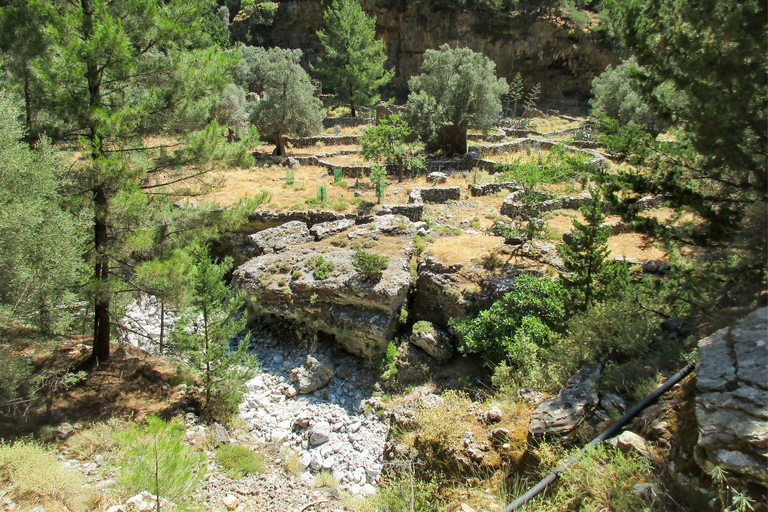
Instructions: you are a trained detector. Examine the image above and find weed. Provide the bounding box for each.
[284,448,304,477]
[305,255,336,280]
[315,471,340,489]
[216,444,265,479]
[398,308,408,324]
[292,270,304,280]
[67,418,128,460]
[412,320,432,335]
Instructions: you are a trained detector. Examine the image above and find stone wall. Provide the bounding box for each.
[408,187,461,204]
[468,181,521,197]
[286,135,362,148]
[322,117,376,129]
[376,203,423,222]
[501,190,593,219]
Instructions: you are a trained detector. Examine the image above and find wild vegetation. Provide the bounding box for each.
[0,0,764,510]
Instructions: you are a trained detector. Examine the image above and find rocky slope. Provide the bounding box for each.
[232,0,617,104]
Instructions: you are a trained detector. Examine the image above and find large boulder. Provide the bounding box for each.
[234,237,414,359]
[695,307,768,485]
[409,324,453,362]
[529,364,602,437]
[290,354,335,394]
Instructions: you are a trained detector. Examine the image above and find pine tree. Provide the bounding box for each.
[15,0,238,361]
[313,0,393,117]
[172,242,256,421]
[557,188,611,312]
[599,0,767,307]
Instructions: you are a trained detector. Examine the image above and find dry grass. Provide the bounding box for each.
[528,116,582,134]
[322,124,371,136]
[0,441,99,512]
[426,235,506,266]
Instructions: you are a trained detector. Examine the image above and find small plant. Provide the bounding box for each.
[315,471,340,489]
[413,234,432,255]
[378,340,399,381]
[398,308,408,324]
[292,270,303,280]
[310,292,319,304]
[412,320,432,335]
[353,247,389,281]
[306,255,336,280]
[369,164,387,203]
[117,416,203,511]
[216,444,264,479]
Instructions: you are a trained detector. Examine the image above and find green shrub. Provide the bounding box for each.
[306,255,336,280]
[353,248,389,281]
[0,441,98,511]
[452,275,565,379]
[216,444,264,479]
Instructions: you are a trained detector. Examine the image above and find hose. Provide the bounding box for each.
[502,361,696,512]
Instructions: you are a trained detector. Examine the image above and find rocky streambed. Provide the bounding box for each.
[237,324,388,496]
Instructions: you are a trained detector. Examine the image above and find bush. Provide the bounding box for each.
[353,248,389,281]
[453,275,565,377]
[216,444,264,479]
[0,441,98,511]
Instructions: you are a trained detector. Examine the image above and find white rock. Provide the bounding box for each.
[222,494,238,510]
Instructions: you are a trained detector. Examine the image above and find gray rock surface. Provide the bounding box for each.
[695,307,768,485]
[241,220,312,260]
[409,325,453,362]
[607,431,651,459]
[529,364,602,436]
[310,218,356,241]
[234,236,414,359]
[291,355,335,394]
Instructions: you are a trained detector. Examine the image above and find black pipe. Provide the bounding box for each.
[502,361,696,512]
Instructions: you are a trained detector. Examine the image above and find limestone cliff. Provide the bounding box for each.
[231,0,616,104]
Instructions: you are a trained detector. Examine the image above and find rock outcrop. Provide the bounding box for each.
[695,307,768,485]
[528,364,602,437]
[234,217,414,358]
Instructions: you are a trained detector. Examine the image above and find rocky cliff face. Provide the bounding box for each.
[233,0,616,104]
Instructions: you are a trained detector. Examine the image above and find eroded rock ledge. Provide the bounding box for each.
[695,307,768,485]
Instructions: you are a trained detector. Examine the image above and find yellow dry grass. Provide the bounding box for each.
[426,234,506,266]
[529,116,582,134]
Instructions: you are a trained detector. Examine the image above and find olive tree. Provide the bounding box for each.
[405,45,508,155]
[237,46,323,156]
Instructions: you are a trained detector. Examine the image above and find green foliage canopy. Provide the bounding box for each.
[313,0,393,117]
[406,45,508,154]
[599,0,767,308]
[360,114,424,182]
[237,45,323,156]
[0,92,86,332]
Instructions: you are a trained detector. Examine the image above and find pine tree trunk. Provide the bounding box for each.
[92,185,110,362]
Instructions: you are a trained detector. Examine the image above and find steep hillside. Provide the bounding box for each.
[230,0,617,106]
